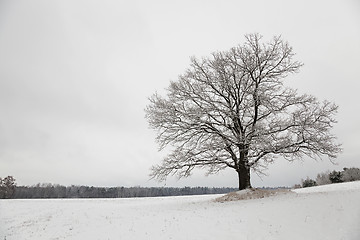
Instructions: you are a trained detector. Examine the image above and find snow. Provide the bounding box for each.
[1,181,360,240]
[293,180,360,193]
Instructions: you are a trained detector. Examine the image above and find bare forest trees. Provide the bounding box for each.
[12,184,236,199]
[146,33,342,190]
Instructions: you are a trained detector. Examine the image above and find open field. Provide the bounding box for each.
[1,181,360,240]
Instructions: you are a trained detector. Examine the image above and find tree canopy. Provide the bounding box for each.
[0,176,16,199]
[146,33,342,189]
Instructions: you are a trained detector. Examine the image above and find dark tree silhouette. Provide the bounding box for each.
[0,176,16,198]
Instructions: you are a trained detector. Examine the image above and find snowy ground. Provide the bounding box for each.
[1,181,360,240]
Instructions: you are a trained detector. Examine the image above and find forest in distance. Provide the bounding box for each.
[10,184,238,199]
[2,168,359,199]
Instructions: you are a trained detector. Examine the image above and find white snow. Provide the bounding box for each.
[1,181,360,240]
[293,180,360,193]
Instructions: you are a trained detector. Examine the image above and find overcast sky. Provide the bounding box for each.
[0,0,359,188]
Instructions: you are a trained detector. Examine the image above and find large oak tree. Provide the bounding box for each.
[145,33,341,190]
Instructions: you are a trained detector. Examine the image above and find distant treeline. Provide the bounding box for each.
[12,183,237,199]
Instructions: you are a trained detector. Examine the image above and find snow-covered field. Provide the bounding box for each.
[1,182,360,240]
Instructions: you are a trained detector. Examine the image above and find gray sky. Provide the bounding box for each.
[0,0,359,188]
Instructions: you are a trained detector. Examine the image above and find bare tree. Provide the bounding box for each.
[145,33,342,190]
[342,167,360,182]
[316,171,332,186]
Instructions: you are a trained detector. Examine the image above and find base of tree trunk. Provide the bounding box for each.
[237,167,252,190]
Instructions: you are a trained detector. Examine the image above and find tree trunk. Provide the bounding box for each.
[237,165,251,190]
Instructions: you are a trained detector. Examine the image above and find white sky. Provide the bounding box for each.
[0,0,359,188]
